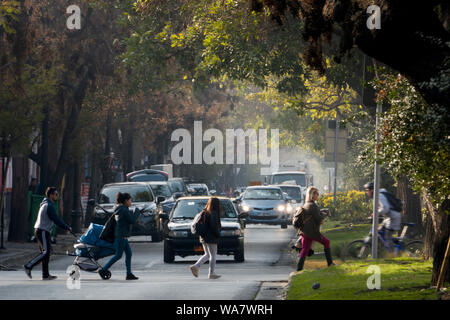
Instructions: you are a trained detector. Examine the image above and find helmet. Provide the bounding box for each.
[363,182,374,190]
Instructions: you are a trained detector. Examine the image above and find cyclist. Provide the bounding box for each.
[364,182,402,253]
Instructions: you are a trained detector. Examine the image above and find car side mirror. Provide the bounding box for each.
[88,199,96,206]
[157,196,166,204]
[238,212,248,219]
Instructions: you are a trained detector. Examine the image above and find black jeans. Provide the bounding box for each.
[25,229,52,278]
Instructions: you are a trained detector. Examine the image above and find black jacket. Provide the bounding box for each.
[114,205,140,238]
[301,200,326,240]
[199,209,222,244]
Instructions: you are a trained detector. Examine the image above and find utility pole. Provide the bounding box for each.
[372,102,382,259]
[333,114,339,207]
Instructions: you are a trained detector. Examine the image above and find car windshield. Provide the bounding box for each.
[168,180,184,193]
[189,185,208,195]
[171,199,237,219]
[272,174,306,187]
[280,187,302,201]
[99,185,153,204]
[150,184,172,197]
[243,188,283,200]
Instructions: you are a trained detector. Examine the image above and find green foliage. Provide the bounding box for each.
[374,72,450,208]
[0,63,61,155]
[0,1,20,34]
[317,190,372,223]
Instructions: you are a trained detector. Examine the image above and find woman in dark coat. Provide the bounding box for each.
[190,197,222,279]
[297,187,335,271]
[99,192,140,280]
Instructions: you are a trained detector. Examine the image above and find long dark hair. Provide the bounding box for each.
[116,192,131,204]
[205,197,220,215]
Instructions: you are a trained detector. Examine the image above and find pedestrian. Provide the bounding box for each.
[98,192,140,280]
[189,197,222,279]
[24,187,72,280]
[296,187,335,271]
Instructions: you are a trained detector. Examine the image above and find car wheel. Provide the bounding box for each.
[234,244,245,263]
[163,240,175,263]
[281,223,288,229]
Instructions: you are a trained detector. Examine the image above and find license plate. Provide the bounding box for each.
[194,245,204,252]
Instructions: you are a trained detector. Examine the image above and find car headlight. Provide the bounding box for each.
[241,205,251,212]
[286,204,294,214]
[168,230,189,238]
[221,229,241,237]
[276,204,285,212]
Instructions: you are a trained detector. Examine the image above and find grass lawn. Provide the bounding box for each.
[287,257,440,300]
[288,220,444,300]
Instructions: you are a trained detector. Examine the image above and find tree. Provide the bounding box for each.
[375,72,450,285]
[247,0,450,110]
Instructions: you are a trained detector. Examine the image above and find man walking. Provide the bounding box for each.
[24,187,72,280]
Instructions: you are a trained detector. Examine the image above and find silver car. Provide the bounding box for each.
[237,186,292,229]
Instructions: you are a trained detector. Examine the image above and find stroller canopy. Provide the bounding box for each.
[80,223,115,249]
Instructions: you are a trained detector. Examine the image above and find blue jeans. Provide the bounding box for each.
[103,237,133,275]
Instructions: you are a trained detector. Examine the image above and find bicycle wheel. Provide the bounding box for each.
[404,240,424,258]
[341,240,370,262]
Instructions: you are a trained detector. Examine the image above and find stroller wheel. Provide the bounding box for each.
[99,269,111,280]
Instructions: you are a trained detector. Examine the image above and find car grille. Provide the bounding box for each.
[253,207,274,211]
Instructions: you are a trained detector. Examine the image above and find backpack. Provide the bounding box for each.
[99,212,118,243]
[293,207,306,230]
[191,211,208,237]
[380,191,403,212]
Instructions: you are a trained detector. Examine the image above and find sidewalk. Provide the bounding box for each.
[0,231,78,270]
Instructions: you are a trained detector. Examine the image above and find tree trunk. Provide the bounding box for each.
[71,160,82,233]
[38,106,49,195]
[397,176,423,237]
[60,166,74,235]
[8,155,29,242]
[423,194,450,286]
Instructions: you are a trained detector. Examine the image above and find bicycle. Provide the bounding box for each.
[341,222,424,261]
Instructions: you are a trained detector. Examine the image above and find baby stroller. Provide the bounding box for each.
[67,223,116,280]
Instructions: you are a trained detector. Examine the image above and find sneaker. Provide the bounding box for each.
[126,273,139,280]
[208,274,221,279]
[42,275,57,281]
[23,265,32,279]
[189,265,199,278]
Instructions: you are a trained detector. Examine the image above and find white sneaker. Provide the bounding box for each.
[189,265,199,278]
[208,274,221,279]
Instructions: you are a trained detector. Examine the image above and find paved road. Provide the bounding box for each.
[0,225,296,300]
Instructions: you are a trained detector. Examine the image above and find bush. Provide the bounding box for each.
[318,190,371,223]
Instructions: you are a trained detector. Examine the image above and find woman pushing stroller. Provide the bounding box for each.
[98,192,140,280]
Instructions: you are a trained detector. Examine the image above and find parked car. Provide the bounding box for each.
[235,186,292,229]
[187,183,210,196]
[148,181,176,215]
[270,184,303,223]
[126,169,169,182]
[168,177,194,198]
[91,182,166,242]
[162,196,247,263]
